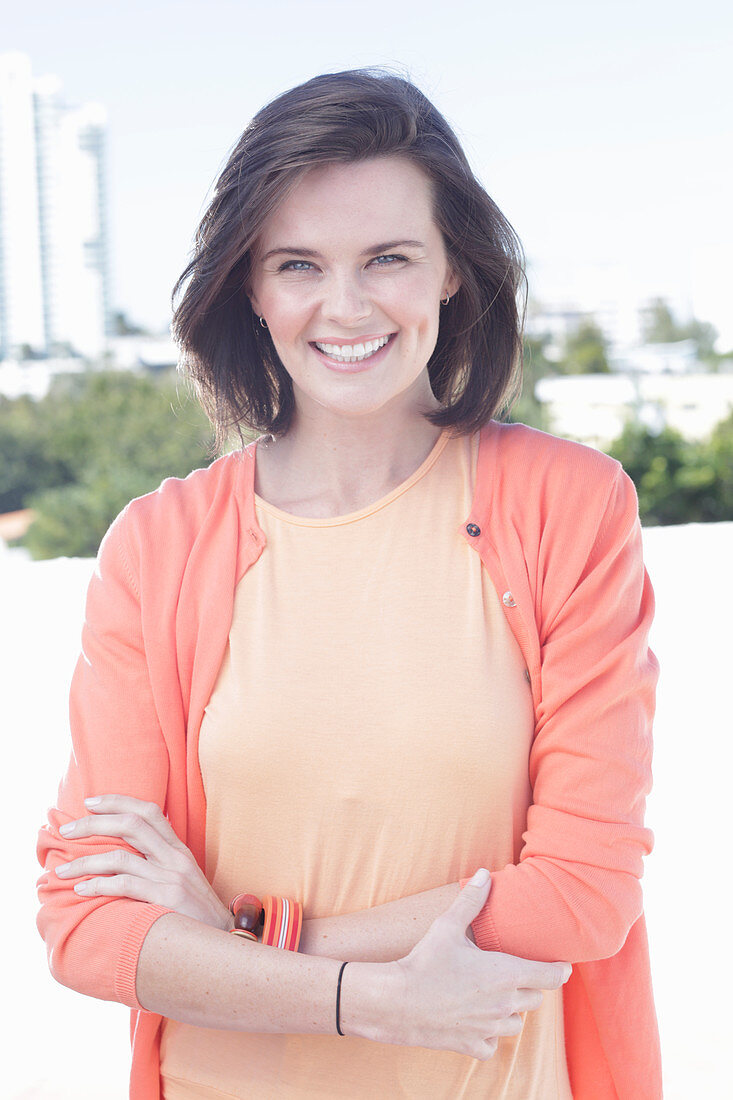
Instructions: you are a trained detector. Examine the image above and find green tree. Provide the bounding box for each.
[608,421,727,525]
[706,409,733,519]
[6,370,215,559]
[641,298,721,363]
[556,319,610,375]
[111,311,150,336]
[0,394,76,512]
[510,334,554,430]
[641,299,679,344]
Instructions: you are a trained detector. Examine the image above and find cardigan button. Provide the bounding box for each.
[502,591,517,608]
[466,523,481,537]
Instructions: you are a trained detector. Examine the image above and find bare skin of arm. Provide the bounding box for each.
[58,797,570,1057]
[135,913,380,1035]
[298,883,470,962]
[135,884,566,1059]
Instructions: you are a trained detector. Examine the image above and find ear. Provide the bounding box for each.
[246,287,262,317]
[444,267,461,300]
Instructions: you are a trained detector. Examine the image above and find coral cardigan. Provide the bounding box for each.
[37,421,661,1100]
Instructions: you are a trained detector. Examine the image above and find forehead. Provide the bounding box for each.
[258,157,438,249]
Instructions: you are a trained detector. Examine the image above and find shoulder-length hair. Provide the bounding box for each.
[172,68,526,447]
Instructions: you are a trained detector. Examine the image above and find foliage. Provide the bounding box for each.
[0,393,76,512]
[0,369,214,559]
[641,298,722,363]
[3,363,732,555]
[512,319,611,428]
[111,311,150,336]
[706,410,733,518]
[509,334,554,431]
[555,319,610,375]
[607,415,733,525]
[514,307,732,525]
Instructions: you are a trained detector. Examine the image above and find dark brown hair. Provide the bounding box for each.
[172,68,526,446]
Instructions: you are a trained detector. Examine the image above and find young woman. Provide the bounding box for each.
[37,70,660,1099]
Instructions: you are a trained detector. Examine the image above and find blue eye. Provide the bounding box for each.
[371,254,406,267]
[278,260,313,272]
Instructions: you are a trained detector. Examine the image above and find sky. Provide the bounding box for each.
[4,0,732,344]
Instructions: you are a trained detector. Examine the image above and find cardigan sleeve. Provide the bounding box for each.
[36,511,173,1009]
[469,464,657,963]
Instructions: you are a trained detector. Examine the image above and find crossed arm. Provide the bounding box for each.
[51,794,569,1058]
[57,793,465,960]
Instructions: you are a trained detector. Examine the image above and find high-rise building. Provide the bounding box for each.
[0,52,111,360]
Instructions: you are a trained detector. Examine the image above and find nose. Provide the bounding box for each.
[320,271,372,328]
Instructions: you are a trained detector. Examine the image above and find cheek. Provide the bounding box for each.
[403,300,441,345]
[263,295,314,341]
[379,281,439,333]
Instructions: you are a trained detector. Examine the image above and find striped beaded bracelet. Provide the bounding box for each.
[229,892,303,952]
[261,894,303,951]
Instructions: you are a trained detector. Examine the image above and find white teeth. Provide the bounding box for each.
[314,335,391,362]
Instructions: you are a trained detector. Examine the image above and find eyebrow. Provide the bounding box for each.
[260,239,426,262]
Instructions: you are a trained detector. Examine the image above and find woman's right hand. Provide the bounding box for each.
[342,869,572,1060]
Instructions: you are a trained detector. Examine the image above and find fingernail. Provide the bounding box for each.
[59,822,76,836]
[469,868,489,887]
[563,964,573,981]
[85,796,102,807]
[74,881,91,893]
[56,863,71,877]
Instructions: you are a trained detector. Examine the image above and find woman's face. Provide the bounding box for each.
[248,156,459,426]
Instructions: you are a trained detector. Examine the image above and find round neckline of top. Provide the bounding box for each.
[253,429,453,528]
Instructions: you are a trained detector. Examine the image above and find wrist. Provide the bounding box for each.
[337,960,403,1043]
[218,904,235,932]
[299,915,336,958]
[298,917,317,956]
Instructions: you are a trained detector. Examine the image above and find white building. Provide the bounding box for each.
[0,52,111,360]
[0,53,45,354]
[609,340,699,375]
[535,371,733,448]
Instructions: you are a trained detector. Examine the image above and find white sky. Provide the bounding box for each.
[5,0,732,344]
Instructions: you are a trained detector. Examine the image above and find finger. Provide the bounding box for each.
[56,849,165,882]
[442,868,491,933]
[59,812,175,864]
[492,1012,525,1038]
[72,873,174,903]
[84,794,188,852]
[506,956,572,991]
[514,989,544,1014]
[469,1036,498,1062]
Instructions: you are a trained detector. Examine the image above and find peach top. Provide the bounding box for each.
[159,431,572,1098]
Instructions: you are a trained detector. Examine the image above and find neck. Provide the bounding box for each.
[256,400,445,518]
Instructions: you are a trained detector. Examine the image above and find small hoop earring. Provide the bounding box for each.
[259,315,268,329]
[441,293,451,306]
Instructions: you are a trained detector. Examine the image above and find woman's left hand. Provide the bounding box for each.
[55,794,233,931]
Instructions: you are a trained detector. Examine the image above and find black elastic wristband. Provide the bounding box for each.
[336,961,349,1036]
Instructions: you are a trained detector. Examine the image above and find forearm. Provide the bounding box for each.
[300,882,464,962]
[136,911,386,1035]
[135,877,568,1063]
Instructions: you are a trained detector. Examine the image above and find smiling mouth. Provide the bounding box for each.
[312,334,393,364]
